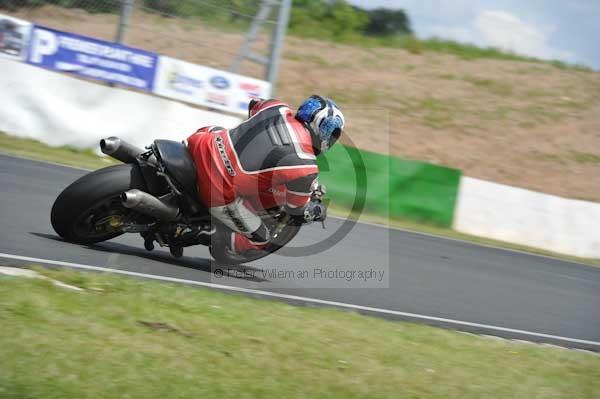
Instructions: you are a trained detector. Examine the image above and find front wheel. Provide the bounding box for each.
[51,164,147,244]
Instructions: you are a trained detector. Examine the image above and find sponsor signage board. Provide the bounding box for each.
[0,14,32,61]
[153,56,271,115]
[26,25,158,91]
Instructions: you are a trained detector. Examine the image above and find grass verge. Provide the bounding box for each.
[1,268,598,398]
[2,132,599,266]
[0,132,117,170]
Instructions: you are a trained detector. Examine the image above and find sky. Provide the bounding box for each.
[348,0,600,70]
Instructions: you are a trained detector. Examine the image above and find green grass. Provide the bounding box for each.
[0,132,117,170]
[1,268,598,398]
[548,60,592,72]
[437,73,458,80]
[397,36,534,60]
[571,151,600,165]
[2,131,599,266]
[533,150,600,167]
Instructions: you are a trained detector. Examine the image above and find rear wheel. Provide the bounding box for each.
[51,164,147,244]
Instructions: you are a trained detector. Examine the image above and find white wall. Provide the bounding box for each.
[453,177,600,258]
[0,58,241,149]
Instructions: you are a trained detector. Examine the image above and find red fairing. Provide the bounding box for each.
[186,101,318,211]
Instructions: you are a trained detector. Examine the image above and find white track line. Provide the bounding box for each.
[1,252,599,349]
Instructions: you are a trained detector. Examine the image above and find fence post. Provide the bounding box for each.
[266,0,291,96]
[115,0,135,44]
[229,0,276,73]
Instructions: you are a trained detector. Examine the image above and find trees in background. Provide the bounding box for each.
[363,7,412,36]
[289,0,412,40]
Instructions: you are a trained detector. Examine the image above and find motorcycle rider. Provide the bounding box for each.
[185,95,345,255]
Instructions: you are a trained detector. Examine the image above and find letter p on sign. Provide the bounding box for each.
[30,28,58,64]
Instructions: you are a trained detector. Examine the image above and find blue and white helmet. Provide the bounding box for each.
[296,95,345,153]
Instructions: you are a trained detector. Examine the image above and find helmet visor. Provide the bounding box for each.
[319,115,343,145]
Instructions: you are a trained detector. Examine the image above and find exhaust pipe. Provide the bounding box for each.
[121,189,179,222]
[100,137,145,164]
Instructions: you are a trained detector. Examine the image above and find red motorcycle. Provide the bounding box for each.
[51,137,325,264]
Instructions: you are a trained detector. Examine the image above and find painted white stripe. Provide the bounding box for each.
[287,189,312,196]
[0,252,598,348]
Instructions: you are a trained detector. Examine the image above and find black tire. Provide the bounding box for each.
[210,222,302,265]
[51,163,147,244]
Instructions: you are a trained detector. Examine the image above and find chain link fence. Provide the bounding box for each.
[0,0,281,79]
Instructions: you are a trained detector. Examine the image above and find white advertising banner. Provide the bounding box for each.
[0,14,32,61]
[153,56,271,116]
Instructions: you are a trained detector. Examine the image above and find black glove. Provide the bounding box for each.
[285,200,326,224]
[302,201,327,223]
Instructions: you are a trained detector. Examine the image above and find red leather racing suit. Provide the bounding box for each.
[185,99,318,252]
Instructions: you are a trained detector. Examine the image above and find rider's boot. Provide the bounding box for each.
[230,232,268,255]
[170,244,183,258]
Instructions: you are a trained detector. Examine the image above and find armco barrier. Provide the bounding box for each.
[318,144,461,227]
